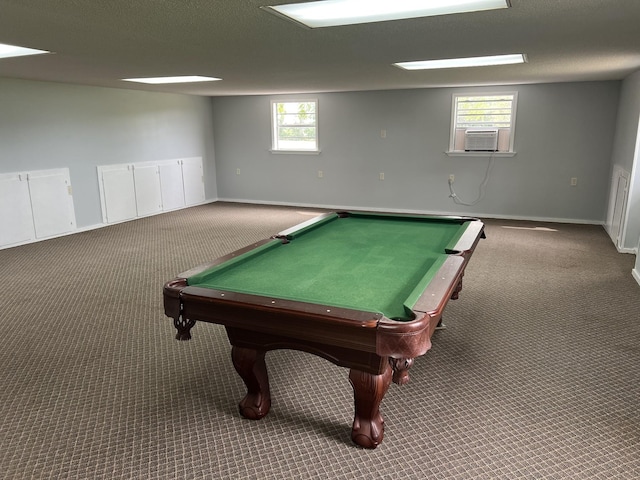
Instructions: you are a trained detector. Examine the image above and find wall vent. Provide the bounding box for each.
[464,128,498,152]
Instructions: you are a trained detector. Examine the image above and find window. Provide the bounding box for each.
[271,100,318,152]
[449,92,517,154]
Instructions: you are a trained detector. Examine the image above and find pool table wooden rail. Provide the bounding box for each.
[163,252,467,369]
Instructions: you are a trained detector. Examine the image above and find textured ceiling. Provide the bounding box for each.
[0,0,639,96]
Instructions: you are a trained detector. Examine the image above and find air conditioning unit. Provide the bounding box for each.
[464,128,498,152]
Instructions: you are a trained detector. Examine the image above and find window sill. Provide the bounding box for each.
[446,151,516,157]
[270,149,321,155]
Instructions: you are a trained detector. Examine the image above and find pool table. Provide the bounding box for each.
[163,211,484,448]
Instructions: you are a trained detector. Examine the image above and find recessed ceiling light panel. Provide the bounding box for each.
[0,42,50,59]
[122,76,222,84]
[394,54,527,70]
[265,0,510,28]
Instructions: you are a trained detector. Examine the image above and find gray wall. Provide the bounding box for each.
[0,77,629,235]
[0,78,217,228]
[610,71,640,250]
[212,82,620,223]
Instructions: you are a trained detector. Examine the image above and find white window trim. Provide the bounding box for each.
[445,151,516,157]
[270,99,320,154]
[447,91,518,155]
[269,149,322,155]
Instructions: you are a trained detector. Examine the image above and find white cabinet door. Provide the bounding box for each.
[100,166,137,223]
[159,161,186,211]
[97,157,206,224]
[0,173,35,246]
[29,169,76,238]
[182,157,206,206]
[133,164,162,217]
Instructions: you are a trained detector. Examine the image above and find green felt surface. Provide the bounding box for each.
[187,213,469,320]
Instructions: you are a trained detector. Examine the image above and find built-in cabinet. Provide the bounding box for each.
[0,168,77,248]
[97,157,205,224]
[1,158,206,249]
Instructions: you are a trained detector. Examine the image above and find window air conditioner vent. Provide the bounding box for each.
[464,128,498,152]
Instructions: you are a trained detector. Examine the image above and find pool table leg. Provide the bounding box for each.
[348,363,393,449]
[231,346,271,420]
[451,276,463,300]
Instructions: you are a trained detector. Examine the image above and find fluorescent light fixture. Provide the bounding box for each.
[264,0,509,28]
[394,53,526,70]
[123,76,221,84]
[0,42,50,59]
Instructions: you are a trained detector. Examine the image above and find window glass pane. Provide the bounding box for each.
[456,96,513,128]
[273,101,318,151]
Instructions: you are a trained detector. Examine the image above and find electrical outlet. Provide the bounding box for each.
[380,129,387,138]
[236,168,241,175]
[379,172,385,181]
[449,174,455,183]
[571,177,578,186]
[318,170,323,178]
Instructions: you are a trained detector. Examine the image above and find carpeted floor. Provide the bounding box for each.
[0,202,638,479]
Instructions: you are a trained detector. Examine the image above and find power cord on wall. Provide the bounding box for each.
[448,154,496,206]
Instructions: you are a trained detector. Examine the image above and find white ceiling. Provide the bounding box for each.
[1,0,639,96]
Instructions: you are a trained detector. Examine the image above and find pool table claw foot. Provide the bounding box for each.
[173,316,196,341]
[349,365,392,449]
[232,346,271,420]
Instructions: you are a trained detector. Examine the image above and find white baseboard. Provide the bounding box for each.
[0,199,218,251]
[633,268,640,287]
[0,226,101,251]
